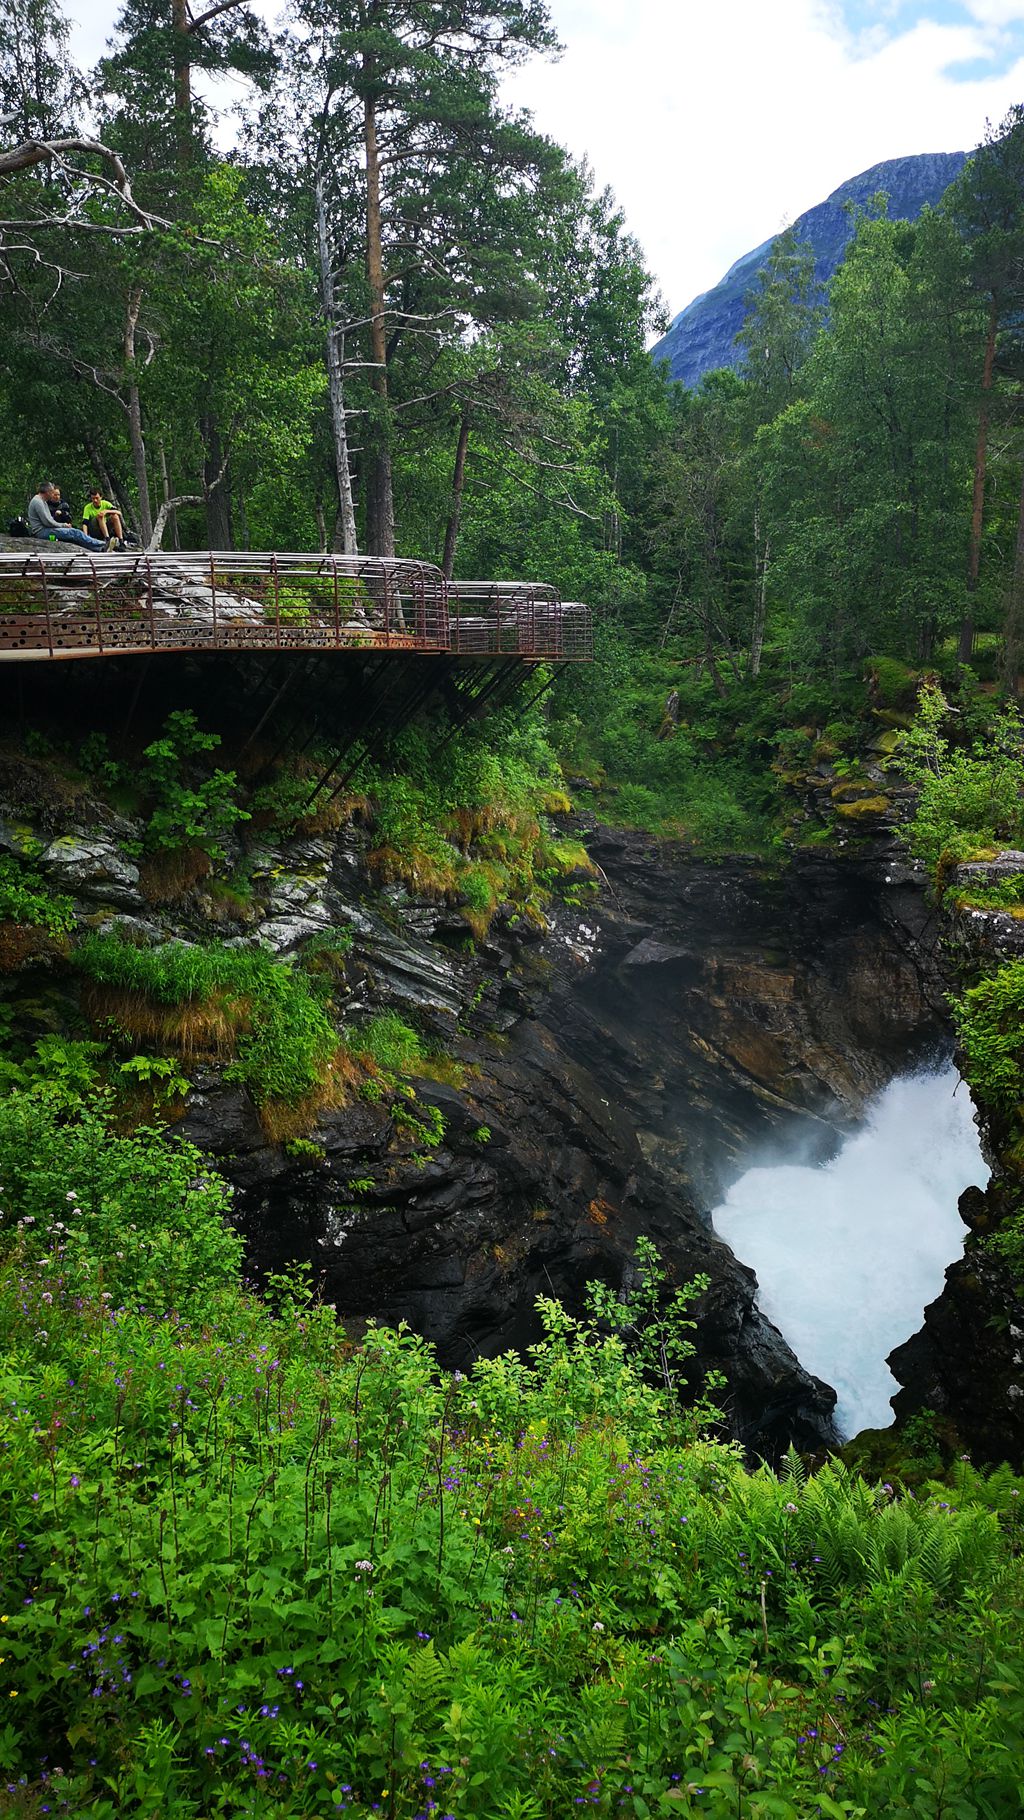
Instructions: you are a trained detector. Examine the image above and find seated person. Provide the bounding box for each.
[82,487,126,542]
[51,488,72,525]
[27,482,117,551]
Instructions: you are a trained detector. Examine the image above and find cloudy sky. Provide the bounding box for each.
[66,0,1024,319]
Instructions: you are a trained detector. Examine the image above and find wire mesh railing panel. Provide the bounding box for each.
[445,581,590,660]
[0,554,591,663]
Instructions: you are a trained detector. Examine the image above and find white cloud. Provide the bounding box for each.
[503,0,1024,313]
[962,0,1024,26]
[61,0,1024,316]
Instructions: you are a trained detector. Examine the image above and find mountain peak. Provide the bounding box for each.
[651,150,968,389]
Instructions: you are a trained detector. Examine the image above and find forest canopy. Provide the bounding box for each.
[3,8,1024,826]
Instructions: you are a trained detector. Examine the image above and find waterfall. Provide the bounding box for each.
[711,1064,988,1437]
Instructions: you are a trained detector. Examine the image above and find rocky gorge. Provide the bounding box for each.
[5,722,995,1465]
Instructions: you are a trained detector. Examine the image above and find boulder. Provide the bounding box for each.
[38,833,143,909]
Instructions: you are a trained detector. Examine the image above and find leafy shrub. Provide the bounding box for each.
[0,1093,241,1316]
[0,1034,107,1108]
[585,1235,712,1403]
[951,960,1024,1115]
[141,710,250,861]
[77,730,125,791]
[75,933,338,1102]
[0,854,76,936]
[896,683,1024,874]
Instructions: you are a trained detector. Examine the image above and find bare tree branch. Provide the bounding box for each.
[0,135,170,232]
[188,0,249,29]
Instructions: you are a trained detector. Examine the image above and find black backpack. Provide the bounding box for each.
[6,516,30,537]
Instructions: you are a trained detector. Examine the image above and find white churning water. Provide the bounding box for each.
[710,1065,988,1439]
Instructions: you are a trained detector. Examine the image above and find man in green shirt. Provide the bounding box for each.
[82,487,126,543]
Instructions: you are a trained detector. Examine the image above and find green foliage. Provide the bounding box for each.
[282,1134,326,1162]
[985,1208,1024,1283]
[952,959,1024,1118]
[953,872,1024,912]
[586,1236,713,1410]
[78,731,126,792]
[352,1011,425,1076]
[117,1053,191,1102]
[75,933,337,1102]
[895,682,1024,873]
[0,1034,107,1108]
[0,1093,241,1317]
[392,1093,446,1150]
[0,855,76,936]
[141,712,250,862]
[2,1247,1021,1815]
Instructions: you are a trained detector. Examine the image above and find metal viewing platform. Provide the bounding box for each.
[0,551,593,664]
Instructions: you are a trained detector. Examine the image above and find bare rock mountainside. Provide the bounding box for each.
[651,150,968,389]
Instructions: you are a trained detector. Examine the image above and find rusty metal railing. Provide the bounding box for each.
[0,551,593,665]
[445,580,593,661]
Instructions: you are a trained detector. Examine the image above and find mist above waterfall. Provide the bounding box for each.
[711,1065,987,1438]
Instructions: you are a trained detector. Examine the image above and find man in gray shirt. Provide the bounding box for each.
[28,482,116,551]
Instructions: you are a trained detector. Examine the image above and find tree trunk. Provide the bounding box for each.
[148,490,205,553]
[201,416,233,548]
[171,0,193,167]
[1002,440,1024,697]
[698,607,727,698]
[86,435,136,537]
[362,71,395,558]
[315,176,358,555]
[441,409,470,579]
[124,288,153,545]
[157,441,179,549]
[960,294,1000,664]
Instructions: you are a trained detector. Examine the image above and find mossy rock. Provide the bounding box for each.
[831,779,879,803]
[867,729,903,756]
[865,655,920,708]
[835,795,891,820]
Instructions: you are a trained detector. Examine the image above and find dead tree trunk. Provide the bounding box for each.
[157,442,179,549]
[750,510,770,679]
[124,287,153,545]
[315,176,358,555]
[362,69,395,558]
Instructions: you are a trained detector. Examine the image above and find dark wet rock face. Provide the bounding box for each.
[548,829,947,1206]
[889,1179,1024,1467]
[885,850,1024,1466]
[181,825,947,1462]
